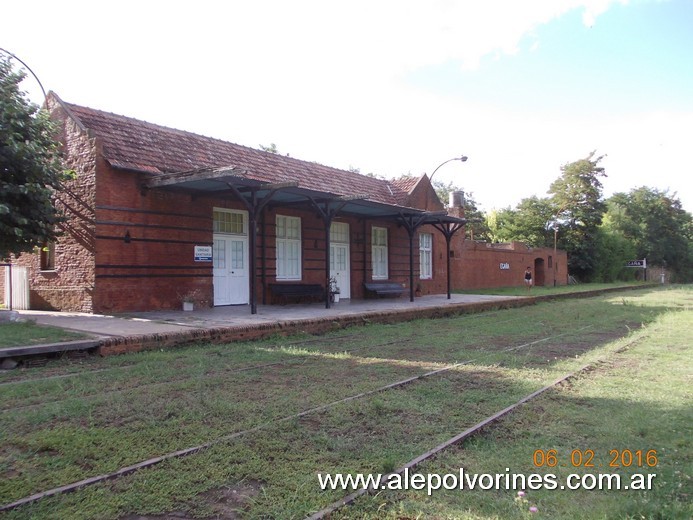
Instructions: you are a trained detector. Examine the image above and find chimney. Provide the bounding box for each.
[448,191,465,218]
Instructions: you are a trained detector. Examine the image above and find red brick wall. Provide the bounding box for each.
[5,103,97,312]
[452,240,568,289]
[86,161,454,312]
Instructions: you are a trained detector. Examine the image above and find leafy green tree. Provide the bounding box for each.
[485,197,554,247]
[0,57,66,260]
[432,180,489,240]
[591,220,637,282]
[485,207,509,243]
[548,152,607,280]
[259,142,278,153]
[606,187,692,282]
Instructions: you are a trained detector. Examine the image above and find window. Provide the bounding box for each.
[330,222,349,243]
[276,215,301,280]
[371,226,388,280]
[213,210,245,234]
[419,233,432,279]
[40,241,55,271]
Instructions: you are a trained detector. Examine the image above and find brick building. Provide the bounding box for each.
[2,93,566,313]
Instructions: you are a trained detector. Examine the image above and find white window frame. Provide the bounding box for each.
[419,232,433,279]
[371,226,388,280]
[213,208,247,235]
[276,215,302,280]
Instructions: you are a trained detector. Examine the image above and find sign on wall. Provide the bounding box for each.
[194,245,213,262]
[499,262,510,270]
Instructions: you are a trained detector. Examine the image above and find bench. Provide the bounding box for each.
[364,282,405,298]
[269,283,324,304]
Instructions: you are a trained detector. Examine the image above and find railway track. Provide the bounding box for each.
[0,325,594,513]
[0,314,530,414]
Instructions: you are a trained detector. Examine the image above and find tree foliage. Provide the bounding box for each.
[606,187,692,282]
[259,142,278,154]
[486,196,554,247]
[548,152,607,280]
[591,222,637,282]
[1,57,66,260]
[432,179,489,240]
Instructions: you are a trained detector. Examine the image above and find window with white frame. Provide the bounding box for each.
[419,232,433,279]
[276,215,301,280]
[371,226,388,280]
[213,209,245,234]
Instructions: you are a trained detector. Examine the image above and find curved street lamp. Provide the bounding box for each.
[0,47,47,100]
[426,155,468,211]
[428,155,468,183]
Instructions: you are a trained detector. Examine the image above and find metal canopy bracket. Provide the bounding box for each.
[307,196,365,309]
[397,211,467,302]
[222,181,300,315]
[144,162,469,312]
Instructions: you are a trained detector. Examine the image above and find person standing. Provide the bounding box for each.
[524,266,533,290]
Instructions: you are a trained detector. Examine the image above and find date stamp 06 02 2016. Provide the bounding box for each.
[532,449,658,469]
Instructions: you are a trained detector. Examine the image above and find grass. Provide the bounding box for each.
[0,286,689,519]
[0,320,88,348]
[341,297,692,519]
[456,280,647,297]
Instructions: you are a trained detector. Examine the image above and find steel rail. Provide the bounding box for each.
[1,314,527,411]
[305,337,640,519]
[0,310,513,386]
[0,327,588,513]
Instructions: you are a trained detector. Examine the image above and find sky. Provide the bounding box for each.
[3,0,692,212]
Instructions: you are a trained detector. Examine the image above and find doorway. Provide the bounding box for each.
[213,209,249,305]
[533,258,545,287]
[330,222,351,299]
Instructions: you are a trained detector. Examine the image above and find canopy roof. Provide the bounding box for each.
[145,165,466,226]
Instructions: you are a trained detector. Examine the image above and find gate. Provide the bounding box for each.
[3,265,30,310]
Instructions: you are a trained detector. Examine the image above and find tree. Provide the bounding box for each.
[259,142,278,153]
[591,221,637,282]
[0,57,66,260]
[606,187,692,282]
[432,179,489,240]
[487,196,555,247]
[548,152,607,281]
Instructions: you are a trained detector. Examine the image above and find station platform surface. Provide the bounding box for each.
[2,293,527,361]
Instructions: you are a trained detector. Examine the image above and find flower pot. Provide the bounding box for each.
[182,301,194,311]
[331,293,340,303]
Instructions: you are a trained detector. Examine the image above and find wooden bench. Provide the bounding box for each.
[364,282,405,298]
[269,283,324,304]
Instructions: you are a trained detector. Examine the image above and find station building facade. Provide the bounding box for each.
[2,93,566,313]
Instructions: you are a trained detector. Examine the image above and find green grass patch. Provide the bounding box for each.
[0,286,689,519]
[456,281,647,297]
[340,294,692,519]
[0,320,88,348]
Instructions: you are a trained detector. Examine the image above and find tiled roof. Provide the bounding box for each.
[51,93,416,207]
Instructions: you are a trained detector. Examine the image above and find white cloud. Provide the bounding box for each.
[4,0,689,212]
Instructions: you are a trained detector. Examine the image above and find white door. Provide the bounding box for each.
[213,209,249,305]
[330,222,350,299]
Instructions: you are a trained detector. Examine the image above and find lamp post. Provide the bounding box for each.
[426,155,468,211]
[428,155,468,184]
[0,47,48,100]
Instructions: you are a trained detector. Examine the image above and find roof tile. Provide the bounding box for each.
[56,96,418,207]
